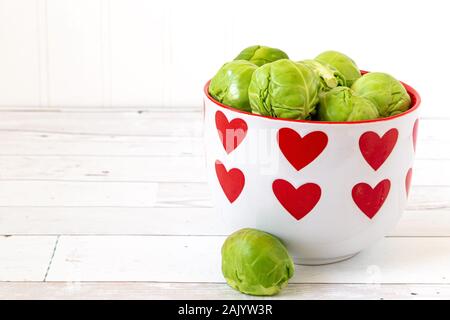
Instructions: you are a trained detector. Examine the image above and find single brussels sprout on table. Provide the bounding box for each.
[222,228,294,296]
[235,45,289,67]
[208,60,257,112]
[315,50,361,86]
[249,59,321,120]
[302,59,345,91]
[351,72,411,117]
[318,87,379,122]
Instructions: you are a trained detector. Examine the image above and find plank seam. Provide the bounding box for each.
[0,179,446,188]
[43,235,59,282]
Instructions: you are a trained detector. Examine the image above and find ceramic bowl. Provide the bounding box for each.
[203,74,420,265]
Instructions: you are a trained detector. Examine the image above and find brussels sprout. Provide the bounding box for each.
[209,60,257,112]
[248,59,320,119]
[235,45,289,67]
[221,228,294,296]
[351,72,411,117]
[315,50,361,86]
[302,59,345,91]
[318,87,379,121]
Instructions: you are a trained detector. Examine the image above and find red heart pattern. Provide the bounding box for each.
[405,168,413,197]
[215,111,248,154]
[359,129,398,171]
[272,179,321,220]
[212,109,409,223]
[215,160,245,203]
[413,119,419,152]
[278,128,328,171]
[352,179,391,219]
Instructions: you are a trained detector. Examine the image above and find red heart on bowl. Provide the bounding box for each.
[273,179,321,221]
[215,111,248,154]
[278,128,328,171]
[359,129,398,171]
[352,179,391,219]
[215,160,245,203]
[405,168,413,197]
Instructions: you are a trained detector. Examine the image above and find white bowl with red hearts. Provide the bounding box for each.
[203,76,420,265]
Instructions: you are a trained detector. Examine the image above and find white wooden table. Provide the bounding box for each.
[0,108,449,300]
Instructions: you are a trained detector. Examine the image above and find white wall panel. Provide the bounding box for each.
[167,0,231,107]
[46,0,103,107]
[0,0,40,107]
[0,0,447,115]
[109,0,166,107]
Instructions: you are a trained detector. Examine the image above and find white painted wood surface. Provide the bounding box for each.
[0,236,57,281]
[2,283,449,300]
[0,109,449,299]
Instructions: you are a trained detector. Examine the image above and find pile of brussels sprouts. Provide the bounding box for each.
[209,46,411,121]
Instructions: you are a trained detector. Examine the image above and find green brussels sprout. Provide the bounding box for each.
[351,72,411,117]
[221,228,294,296]
[209,60,257,112]
[248,59,320,119]
[318,87,379,122]
[234,45,289,67]
[302,59,345,91]
[315,50,361,86]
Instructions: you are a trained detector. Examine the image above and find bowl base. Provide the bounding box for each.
[294,252,358,266]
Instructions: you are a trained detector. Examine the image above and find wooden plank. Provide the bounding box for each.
[0,181,446,209]
[0,181,211,207]
[0,236,56,281]
[0,180,444,208]
[296,238,450,284]
[0,106,202,112]
[0,156,446,185]
[47,235,224,282]
[109,0,166,107]
[0,181,161,207]
[46,236,450,283]
[1,282,449,300]
[0,206,448,237]
[392,210,450,237]
[0,155,207,182]
[0,180,447,236]
[0,111,444,142]
[407,186,450,210]
[0,207,220,235]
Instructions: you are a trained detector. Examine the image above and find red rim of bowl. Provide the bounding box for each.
[204,70,421,125]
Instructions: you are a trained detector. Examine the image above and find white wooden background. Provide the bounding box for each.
[0,108,448,299]
[0,0,450,300]
[0,0,449,117]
